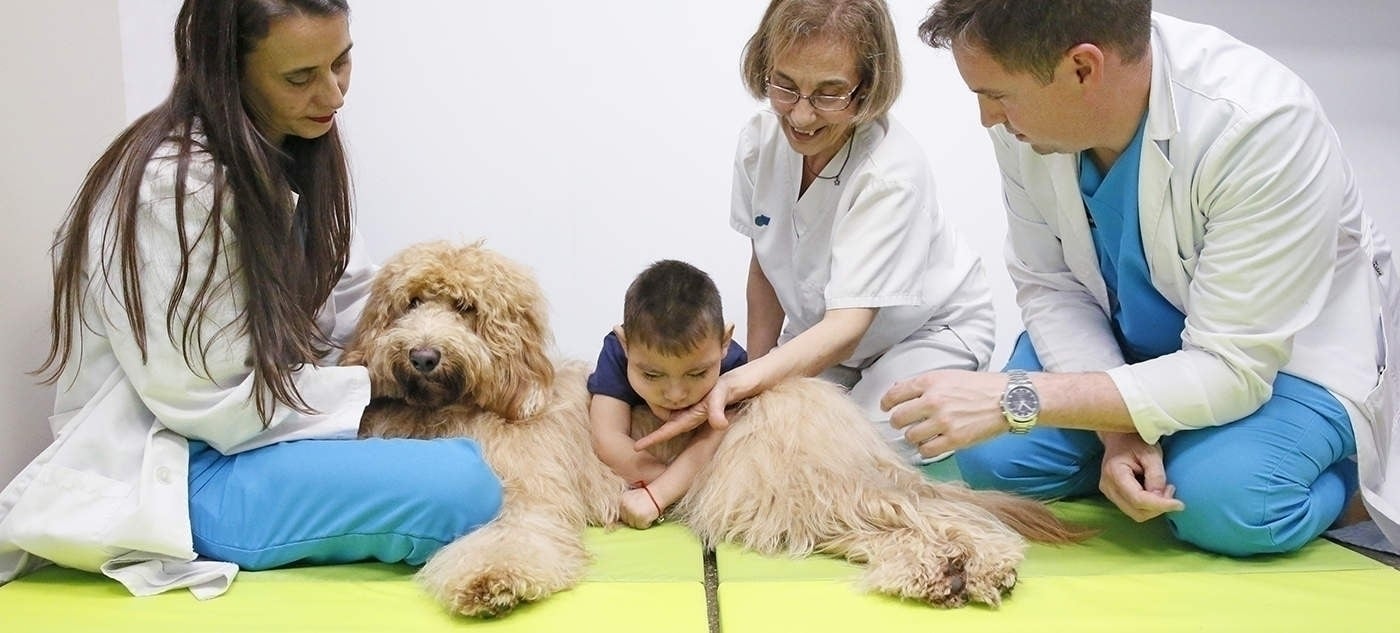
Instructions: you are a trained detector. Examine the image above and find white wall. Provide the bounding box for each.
[0,2,127,486]
[116,0,1015,367]
[1157,0,1400,243]
[3,1,1396,486]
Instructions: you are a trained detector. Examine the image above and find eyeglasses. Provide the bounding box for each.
[765,79,862,112]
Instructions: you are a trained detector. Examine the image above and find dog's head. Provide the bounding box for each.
[342,240,554,420]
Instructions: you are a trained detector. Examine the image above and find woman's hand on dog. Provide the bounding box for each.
[634,373,746,450]
[634,405,710,451]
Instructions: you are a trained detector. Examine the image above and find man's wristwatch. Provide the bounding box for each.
[1000,369,1040,434]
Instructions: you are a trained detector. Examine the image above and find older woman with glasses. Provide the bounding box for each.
[637,0,994,466]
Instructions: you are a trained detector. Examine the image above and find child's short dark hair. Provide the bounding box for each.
[623,260,726,356]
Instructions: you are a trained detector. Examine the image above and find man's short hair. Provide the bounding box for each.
[919,0,1151,84]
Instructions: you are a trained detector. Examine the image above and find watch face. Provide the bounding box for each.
[1005,385,1040,420]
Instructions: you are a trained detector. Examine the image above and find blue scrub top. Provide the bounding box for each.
[1079,118,1185,363]
[1077,120,1345,422]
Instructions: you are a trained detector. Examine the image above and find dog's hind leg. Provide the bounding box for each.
[417,508,590,617]
[811,484,1025,608]
[827,527,979,607]
[680,377,1032,608]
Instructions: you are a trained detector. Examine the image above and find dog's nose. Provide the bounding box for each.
[409,347,441,373]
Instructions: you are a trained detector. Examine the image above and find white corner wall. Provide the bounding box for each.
[115,0,1015,369]
[3,0,1397,486]
[0,2,128,486]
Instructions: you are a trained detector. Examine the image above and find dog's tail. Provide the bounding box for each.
[937,484,1097,544]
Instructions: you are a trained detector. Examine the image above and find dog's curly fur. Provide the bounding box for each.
[343,241,1087,616]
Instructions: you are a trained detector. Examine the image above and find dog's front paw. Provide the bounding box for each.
[446,568,537,617]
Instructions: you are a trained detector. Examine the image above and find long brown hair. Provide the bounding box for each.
[37,0,354,423]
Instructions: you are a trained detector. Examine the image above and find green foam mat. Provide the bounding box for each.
[714,497,1385,582]
[0,522,708,632]
[585,520,704,581]
[715,569,1400,633]
[4,475,1396,632]
[712,458,1398,631]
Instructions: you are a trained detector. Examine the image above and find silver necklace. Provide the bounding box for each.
[806,134,855,186]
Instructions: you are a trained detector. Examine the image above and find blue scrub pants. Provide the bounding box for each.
[187,437,502,570]
[956,333,1359,556]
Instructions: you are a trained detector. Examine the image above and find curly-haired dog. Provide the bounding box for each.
[343,241,1086,616]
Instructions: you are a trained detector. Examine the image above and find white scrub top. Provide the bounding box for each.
[729,107,994,368]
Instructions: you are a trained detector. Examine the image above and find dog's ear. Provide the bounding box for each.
[483,348,553,420]
[340,271,399,367]
[473,272,556,420]
[340,347,365,367]
[478,310,555,420]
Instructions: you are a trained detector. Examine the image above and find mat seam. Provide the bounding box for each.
[704,546,720,633]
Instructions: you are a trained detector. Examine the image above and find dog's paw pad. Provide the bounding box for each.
[450,572,529,617]
[921,558,971,608]
[962,563,1018,607]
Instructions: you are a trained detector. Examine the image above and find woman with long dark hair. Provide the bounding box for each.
[0,0,501,597]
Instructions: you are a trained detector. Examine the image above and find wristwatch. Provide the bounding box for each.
[1001,369,1040,434]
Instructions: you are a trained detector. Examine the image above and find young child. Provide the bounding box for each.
[588,260,747,529]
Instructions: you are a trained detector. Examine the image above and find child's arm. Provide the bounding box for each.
[622,423,727,529]
[590,394,667,483]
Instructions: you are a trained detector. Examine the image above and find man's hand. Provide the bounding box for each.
[880,369,1010,460]
[1098,432,1184,522]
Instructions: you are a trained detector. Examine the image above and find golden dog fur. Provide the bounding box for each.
[342,241,1085,617]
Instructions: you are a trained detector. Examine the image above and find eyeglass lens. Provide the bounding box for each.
[766,84,853,112]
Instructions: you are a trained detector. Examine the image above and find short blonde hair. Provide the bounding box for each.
[740,0,903,125]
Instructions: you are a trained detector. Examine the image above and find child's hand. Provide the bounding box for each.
[620,488,663,529]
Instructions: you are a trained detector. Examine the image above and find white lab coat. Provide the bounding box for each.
[992,13,1400,546]
[0,141,375,598]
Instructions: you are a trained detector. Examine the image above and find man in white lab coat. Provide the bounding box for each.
[883,0,1399,556]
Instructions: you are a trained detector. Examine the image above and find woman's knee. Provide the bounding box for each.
[190,437,504,568]
[409,438,504,539]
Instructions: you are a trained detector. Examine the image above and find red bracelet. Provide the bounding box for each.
[631,480,664,522]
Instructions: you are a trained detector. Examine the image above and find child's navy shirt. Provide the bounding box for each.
[586,331,748,406]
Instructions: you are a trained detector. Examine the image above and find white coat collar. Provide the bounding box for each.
[1137,15,1191,312]
[1045,19,1186,317]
